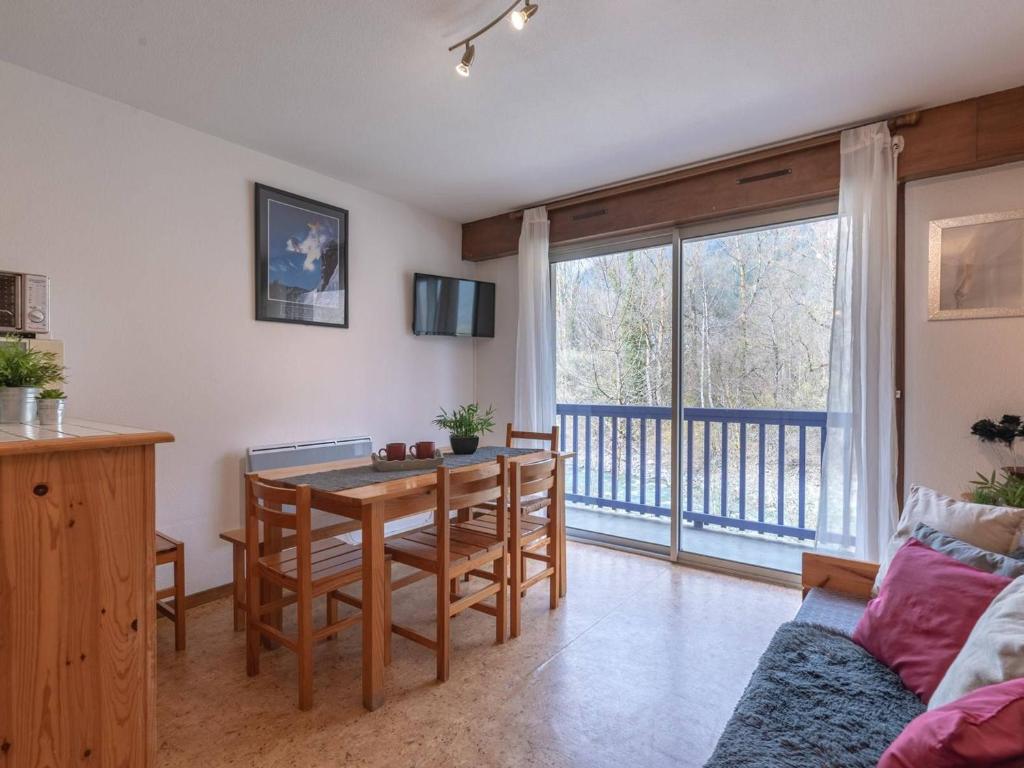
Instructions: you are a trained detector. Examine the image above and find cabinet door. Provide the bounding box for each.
[0,445,154,767]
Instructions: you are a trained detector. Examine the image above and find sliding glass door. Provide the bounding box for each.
[552,237,674,552]
[675,211,838,573]
[551,206,838,575]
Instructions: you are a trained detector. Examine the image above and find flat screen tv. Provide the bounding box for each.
[412,273,495,337]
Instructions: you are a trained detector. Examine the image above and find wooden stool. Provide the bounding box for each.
[156,532,186,651]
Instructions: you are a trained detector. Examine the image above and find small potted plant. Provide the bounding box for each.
[37,388,67,426]
[0,339,66,424]
[433,403,496,455]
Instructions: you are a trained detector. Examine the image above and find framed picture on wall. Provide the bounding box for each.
[929,210,1024,320]
[255,183,348,328]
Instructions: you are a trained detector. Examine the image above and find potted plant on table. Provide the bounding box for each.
[0,339,66,424]
[433,403,496,455]
[37,388,67,426]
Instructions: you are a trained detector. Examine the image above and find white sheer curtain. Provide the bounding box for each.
[817,122,901,561]
[513,206,556,433]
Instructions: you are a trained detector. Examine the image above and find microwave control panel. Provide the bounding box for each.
[23,274,49,333]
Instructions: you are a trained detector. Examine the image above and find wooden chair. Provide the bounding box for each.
[469,423,558,519]
[155,532,186,651]
[385,458,508,682]
[245,475,389,710]
[468,424,565,599]
[220,511,360,632]
[465,454,560,638]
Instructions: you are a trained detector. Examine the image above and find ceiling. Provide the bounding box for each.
[3,1,1024,223]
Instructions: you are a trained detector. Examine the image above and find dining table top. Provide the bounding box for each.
[254,446,573,507]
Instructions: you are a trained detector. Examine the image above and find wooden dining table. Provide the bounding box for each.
[254,446,572,711]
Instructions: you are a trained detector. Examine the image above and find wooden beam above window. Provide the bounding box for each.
[462,85,1024,261]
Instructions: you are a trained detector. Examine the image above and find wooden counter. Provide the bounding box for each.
[0,419,174,767]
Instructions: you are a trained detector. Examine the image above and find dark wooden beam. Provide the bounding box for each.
[462,84,1024,261]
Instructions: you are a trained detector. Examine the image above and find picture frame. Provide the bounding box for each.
[254,183,349,328]
[928,209,1024,321]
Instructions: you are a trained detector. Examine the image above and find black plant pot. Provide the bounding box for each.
[449,436,479,455]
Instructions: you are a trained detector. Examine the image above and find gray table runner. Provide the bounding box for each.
[278,446,542,492]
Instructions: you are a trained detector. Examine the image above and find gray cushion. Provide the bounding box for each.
[795,588,867,636]
[1012,547,1024,560]
[911,522,1024,579]
[704,622,924,768]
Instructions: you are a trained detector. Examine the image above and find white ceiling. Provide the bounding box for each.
[2,1,1024,223]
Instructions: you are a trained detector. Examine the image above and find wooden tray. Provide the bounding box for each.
[370,451,443,472]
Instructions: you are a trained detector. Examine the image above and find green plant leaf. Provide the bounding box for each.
[432,403,496,438]
[0,338,67,388]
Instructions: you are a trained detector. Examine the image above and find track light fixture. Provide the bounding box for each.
[448,1,541,78]
[455,43,475,77]
[510,2,539,30]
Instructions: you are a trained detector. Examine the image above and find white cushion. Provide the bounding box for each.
[873,485,1024,594]
[929,575,1024,709]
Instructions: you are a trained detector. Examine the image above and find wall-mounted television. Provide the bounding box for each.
[412,273,495,338]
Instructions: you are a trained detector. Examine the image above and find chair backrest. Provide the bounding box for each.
[435,457,508,564]
[245,475,314,578]
[505,423,560,451]
[510,453,557,513]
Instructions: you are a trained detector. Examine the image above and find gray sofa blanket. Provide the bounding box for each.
[704,621,924,768]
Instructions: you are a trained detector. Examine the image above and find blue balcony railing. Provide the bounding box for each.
[557,403,828,541]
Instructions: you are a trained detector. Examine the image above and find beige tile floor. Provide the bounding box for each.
[156,541,800,768]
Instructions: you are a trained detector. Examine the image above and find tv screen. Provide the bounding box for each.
[413,273,495,337]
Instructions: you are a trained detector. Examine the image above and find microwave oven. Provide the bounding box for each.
[0,272,49,334]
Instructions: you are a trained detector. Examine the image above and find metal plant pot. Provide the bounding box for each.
[37,398,66,426]
[449,436,479,455]
[0,387,40,424]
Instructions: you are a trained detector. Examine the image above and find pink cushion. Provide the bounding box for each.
[878,678,1024,767]
[853,538,1010,703]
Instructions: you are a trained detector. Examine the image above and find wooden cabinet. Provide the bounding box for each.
[0,420,173,767]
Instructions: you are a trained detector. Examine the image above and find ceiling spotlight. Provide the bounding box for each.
[449,0,543,78]
[455,43,475,77]
[510,2,539,30]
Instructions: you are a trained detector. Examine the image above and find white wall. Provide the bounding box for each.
[473,255,518,429]
[0,61,478,593]
[904,161,1024,498]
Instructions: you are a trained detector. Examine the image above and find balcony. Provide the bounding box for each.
[557,403,828,572]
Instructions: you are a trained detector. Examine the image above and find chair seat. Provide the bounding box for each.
[220,509,359,548]
[156,532,179,555]
[386,524,503,572]
[469,512,551,544]
[257,537,366,593]
[473,494,550,515]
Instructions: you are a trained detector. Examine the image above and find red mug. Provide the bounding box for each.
[409,441,436,459]
[378,442,407,461]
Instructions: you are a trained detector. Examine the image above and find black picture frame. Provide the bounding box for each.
[254,183,349,328]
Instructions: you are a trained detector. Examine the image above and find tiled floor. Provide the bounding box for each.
[156,542,800,768]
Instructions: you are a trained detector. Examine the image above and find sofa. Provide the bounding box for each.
[703,553,922,768]
[705,486,1024,768]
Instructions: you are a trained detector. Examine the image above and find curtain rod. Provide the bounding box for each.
[506,110,921,219]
